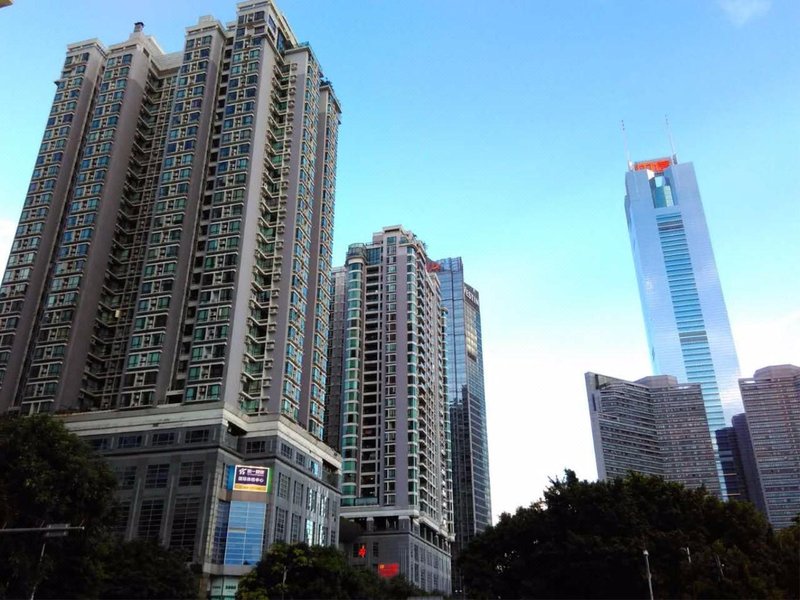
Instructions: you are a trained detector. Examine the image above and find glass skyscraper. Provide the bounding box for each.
[625,156,742,493]
[433,257,491,595]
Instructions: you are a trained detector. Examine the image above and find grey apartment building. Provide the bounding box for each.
[586,372,721,495]
[326,226,454,594]
[432,257,491,596]
[0,2,341,596]
[739,365,800,529]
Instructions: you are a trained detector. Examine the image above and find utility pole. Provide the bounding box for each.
[0,524,85,600]
[643,549,654,600]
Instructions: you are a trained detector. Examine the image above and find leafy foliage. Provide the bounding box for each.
[0,413,117,598]
[96,539,199,599]
[236,542,425,600]
[459,470,797,599]
[0,414,197,599]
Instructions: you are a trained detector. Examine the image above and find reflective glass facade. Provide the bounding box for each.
[433,258,491,594]
[625,158,742,494]
[222,501,267,566]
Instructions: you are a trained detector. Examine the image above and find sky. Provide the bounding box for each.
[1,0,798,520]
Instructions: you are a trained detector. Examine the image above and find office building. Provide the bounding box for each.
[624,156,742,491]
[714,425,748,502]
[730,413,767,513]
[326,226,454,594]
[0,2,341,595]
[739,365,800,529]
[586,372,721,495]
[431,257,491,595]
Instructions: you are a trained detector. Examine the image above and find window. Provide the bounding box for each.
[118,434,143,449]
[275,507,287,541]
[290,514,301,543]
[179,461,204,487]
[88,437,110,451]
[280,443,293,460]
[145,464,169,489]
[170,497,200,551]
[278,473,290,499]
[293,481,303,505]
[152,432,176,446]
[185,429,210,444]
[245,440,266,454]
[113,501,131,536]
[137,499,164,540]
[116,465,137,490]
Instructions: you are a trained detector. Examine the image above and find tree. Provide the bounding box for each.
[459,470,792,599]
[0,413,117,598]
[236,542,425,600]
[0,414,198,599]
[96,539,198,599]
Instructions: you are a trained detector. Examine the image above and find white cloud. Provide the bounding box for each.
[718,0,771,26]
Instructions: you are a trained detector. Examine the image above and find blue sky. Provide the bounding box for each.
[1,0,798,519]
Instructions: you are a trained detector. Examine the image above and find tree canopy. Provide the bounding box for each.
[459,470,799,599]
[236,542,424,600]
[0,414,197,599]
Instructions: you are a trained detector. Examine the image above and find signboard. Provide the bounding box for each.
[633,157,672,173]
[426,261,442,273]
[378,563,400,578]
[232,465,271,493]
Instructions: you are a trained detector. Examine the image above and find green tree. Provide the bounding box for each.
[96,539,198,599]
[0,414,198,600]
[0,413,117,599]
[460,470,791,599]
[236,542,425,600]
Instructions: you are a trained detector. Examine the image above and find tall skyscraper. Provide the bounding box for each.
[586,372,721,495]
[625,156,742,492]
[739,365,800,529]
[0,2,342,595]
[431,257,491,595]
[326,226,454,594]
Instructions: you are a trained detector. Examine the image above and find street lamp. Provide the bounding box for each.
[643,549,654,600]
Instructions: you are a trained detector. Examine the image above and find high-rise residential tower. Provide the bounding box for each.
[739,365,800,529]
[625,156,741,491]
[586,372,721,496]
[326,226,454,594]
[0,2,342,595]
[431,257,491,595]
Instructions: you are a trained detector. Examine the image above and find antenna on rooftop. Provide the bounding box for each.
[665,114,677,164]
[621,120,633,170]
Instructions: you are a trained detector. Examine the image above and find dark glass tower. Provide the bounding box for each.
[433,257,492,595]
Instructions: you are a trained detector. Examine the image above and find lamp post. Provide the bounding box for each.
[643,549,654,600]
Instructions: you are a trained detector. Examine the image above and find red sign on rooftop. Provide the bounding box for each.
[634,157,672,173]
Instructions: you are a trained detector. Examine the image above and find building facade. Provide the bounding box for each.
[739,365,800,529]
[64,406,341,599]
[625,157,741,466]
[586,372,721,495]
[326,226,454,594]
[432,257,491,595]
[0,2,342,595]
